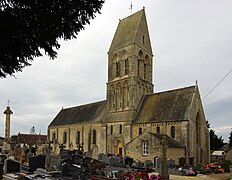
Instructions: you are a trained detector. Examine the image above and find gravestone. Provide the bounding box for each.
[101,154,110,165]
[29,154,46,172]
[179,157,186,167]
[167,159,175,168]
[144,160,153,167]
[109,156,119,167]
[50,154,61,170]
[4,158,21,174]
[124,156,133,167]
[90,159,106,175]
[155,157,161,169]
[98,153,104,161]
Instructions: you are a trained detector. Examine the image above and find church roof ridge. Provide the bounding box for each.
[62,99,107,110]
[152,85,196,96]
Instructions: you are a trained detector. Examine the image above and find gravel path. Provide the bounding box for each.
[149,172,231,180]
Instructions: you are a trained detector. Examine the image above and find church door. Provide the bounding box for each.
[119,147,123,156]
[113,138,124,156]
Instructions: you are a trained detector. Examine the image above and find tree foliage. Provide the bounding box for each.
[229,130,232,148]
[0,0,104,77]
[210,129,224,151]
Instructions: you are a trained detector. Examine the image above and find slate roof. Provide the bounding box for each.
[125,131,185,148]
[133,86,196,124]
[49,100,107,127]
[108,9,152,53]
[148,132,185,148]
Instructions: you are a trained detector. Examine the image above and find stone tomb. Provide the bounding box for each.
[144,160,153,167]
[29,154,46,172]
[4,158,21,174]
[22,154,46,173]
[123,156,133,167]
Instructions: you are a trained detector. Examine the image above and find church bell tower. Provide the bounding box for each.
[106,8,154,115]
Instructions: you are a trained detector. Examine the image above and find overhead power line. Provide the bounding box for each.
[202,67,232,101]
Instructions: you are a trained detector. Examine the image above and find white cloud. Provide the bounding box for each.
[0,0,232,140]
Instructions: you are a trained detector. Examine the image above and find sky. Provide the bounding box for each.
[0,0,232,142]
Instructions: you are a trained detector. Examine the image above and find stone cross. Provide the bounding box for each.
[59,143,65,155]
[159,136,169,179]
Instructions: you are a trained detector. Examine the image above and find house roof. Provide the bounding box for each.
[133,86,196,124]
[212,151,225,156]
[17,133,47,144]
[148,132,185,148]
[49,100,107,127]
[108,8,152,54]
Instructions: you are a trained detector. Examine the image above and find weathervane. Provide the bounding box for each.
[7,100,10,107]
[129,2,133,14]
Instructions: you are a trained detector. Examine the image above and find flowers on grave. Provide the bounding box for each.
[123,169,134,180]
[124,173,134,180]
[133,172,141,180]
[185,168,197,176]
[149,174,158,179]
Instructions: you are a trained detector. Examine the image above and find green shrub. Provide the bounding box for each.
[221,160,232,172]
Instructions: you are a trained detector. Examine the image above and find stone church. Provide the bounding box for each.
[48,9,210,165]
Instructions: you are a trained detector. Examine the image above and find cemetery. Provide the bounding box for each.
[0,138,229,180]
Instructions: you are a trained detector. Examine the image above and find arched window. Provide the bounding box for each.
[171,126,175,138]
[156,126,160,134]
[63,131,67,144]
[116,62,120,77]
[76,131,80,144]
[127,86,129,106]
[116,83,122,110]
[52,132,56,140]
[145,55,149,81]
[137,60,140,77]
[93,130,97,144]
[144,63,147,79]
[139,127,142,135]
[125,59,129,75]
[110,85,115,110]
[119,125,122,134]
[110,125,113,135]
